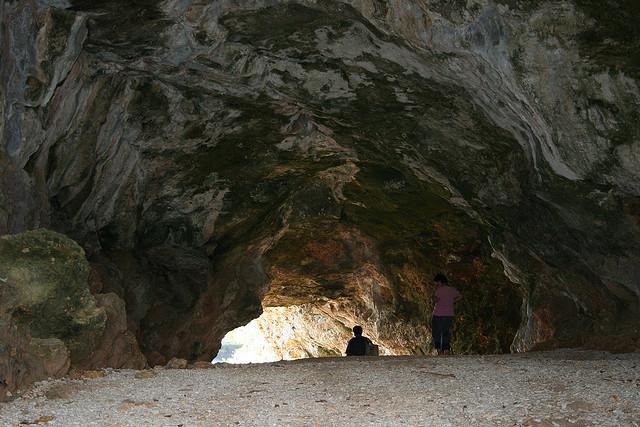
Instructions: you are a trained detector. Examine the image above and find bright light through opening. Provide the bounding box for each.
[212,305,356,364]
[212,318,281,364]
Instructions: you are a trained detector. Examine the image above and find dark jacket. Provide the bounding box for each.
[346,335,372,356]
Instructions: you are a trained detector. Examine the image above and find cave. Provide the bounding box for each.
[1,0,640,379]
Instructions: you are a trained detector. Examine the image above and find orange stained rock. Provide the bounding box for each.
[304,239,347,266]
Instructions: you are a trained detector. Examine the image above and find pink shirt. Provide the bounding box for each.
[433,285,461,316]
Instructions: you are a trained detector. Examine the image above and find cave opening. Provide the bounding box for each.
[210,245,524,364]
[212,316,281,364]
[212,304,362,364]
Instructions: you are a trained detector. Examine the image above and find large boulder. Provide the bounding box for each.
[0,229,145,401]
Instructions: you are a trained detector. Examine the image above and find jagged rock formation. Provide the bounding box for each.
[252,304,426,359]
[0,229,145,400]
[1,0,639,365]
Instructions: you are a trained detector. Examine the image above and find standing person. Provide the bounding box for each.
[345,325,373,356]
[431,273,462,355]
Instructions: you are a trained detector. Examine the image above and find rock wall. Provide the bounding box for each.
[0,230,145,401]
[1,0,639,363]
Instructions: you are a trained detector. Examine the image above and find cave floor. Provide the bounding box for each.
[1,350,638,426]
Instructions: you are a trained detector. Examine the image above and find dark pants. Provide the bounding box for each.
[431,316,454,351]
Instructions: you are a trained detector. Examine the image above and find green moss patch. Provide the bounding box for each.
[0,229,106,363]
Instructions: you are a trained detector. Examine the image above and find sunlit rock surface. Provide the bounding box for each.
[216,305,386,363]
[1,0,639,363]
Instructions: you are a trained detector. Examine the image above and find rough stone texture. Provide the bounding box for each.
[1,0,639,362]
[0,320,70,403]
[0,155,43,236]
[79,293,147,370]
[255,304,429,359]
[0,229,144,401]
[165,358,189,369]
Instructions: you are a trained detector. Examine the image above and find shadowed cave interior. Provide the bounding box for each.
[1,0,639,393]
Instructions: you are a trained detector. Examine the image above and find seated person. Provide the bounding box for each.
[346,325,373,356]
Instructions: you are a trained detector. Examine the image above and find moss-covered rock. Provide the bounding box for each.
[0,229,144,400]
[0,229,106,363]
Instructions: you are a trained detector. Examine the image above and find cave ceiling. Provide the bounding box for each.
[1,0,639,361]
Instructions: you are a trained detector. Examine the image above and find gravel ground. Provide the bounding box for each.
[1,350,638,426]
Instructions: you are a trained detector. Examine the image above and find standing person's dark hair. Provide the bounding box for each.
[431,273,462,355]
[433,273,448,284]
[346,325,373,356]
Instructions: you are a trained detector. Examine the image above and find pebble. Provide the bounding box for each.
[0,350,638,426]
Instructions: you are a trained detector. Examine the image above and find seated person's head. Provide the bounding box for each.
[353,325,363,336]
